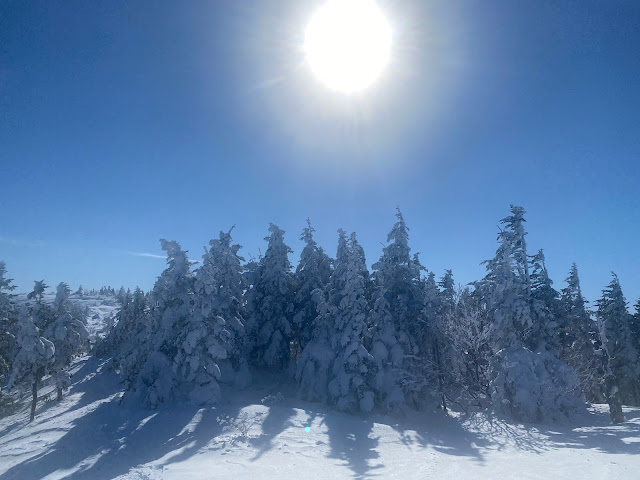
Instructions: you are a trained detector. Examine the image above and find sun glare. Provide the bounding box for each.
[304,0,392,94]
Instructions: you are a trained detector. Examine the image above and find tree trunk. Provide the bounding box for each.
[604,368,625,424]
[30,380,37,422]
[57,386,62,401]
[434,340,447,412]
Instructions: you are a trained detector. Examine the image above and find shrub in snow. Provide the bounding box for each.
[442,287,493,408]
[490,346,586,424]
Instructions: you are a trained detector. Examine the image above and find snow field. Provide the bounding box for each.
[1,356,639,480]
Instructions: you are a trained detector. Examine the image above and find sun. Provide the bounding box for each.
[304,0,392,94]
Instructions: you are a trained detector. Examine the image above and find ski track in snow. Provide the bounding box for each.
[0,354,639,480]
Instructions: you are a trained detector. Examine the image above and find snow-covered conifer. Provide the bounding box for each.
[559,263,606,402]
[489,345,585,423]
[297,231,375,411]
[293,219,332,357]
[191,227,250,392]
[475,206,531,350]
[369,210,424,409]
[528,249,561,353]
[8,308,55,421]
[45,282,89,400]
[479,206,586,422]
[631,298,640,362]
[28,280,53,331]
[135,240,195,407]
[0,262,17,376]
[596,274,640,407]
[327,233,375,412]
[245,224,294,370]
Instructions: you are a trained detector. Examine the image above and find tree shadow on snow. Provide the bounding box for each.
[463,406,640,456]
[323,411,384,479]
[249,404,298,461]
[386,409,488,464]
[0,373,249,480]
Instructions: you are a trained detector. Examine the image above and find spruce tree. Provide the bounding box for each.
[559,263,606,402]
[0,262,17,376]
[297,231,376,411]
[296,229,348,403]
[246,224,294,370]
[528,249,561,353]
[631,298,640,361]
[135,239,195,407]
[476,205,531,350]
[479,206,585,423]
[327,233,375,412]
[596,274,640,408]
[192,227,250,391]
[293,219,332,357]
[8,308,55,422]
[45,282,89,400]
[369,209,424,409]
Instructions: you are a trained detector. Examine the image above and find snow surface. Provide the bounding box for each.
[14,293,120,339]
[1,355,639,480]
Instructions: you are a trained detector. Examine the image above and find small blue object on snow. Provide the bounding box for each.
[304,426,311,433]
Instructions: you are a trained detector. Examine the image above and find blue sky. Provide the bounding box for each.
[1,0,639,306]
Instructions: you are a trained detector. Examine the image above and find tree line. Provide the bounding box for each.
[1,205,639,424]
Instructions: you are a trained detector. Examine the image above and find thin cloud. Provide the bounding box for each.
[125,251,166,259]
[0,236,46,248]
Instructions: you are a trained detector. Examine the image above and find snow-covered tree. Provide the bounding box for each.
[0,262,17,376]
[558,263,606,402]
[489,345,585,424]
[135,239,195,407]
[369,209,425,410]
[191,227,250,392]
[108,287,151,388]
[478,206,585,422]
[45,282,89,400]
[427,270,454,411]
[296,229,349,404]
[631,298,640,363]
[596,274,640,407]
[27,280,47,304]
[8,308,55,422]
[245,224,294,370]
[475,206,532,351]
[27,280,54,331]
[328,233,375,412]
[297,231,375,412]
[528,249,561,353]
[292,219,332,358]
[442,287,492,407]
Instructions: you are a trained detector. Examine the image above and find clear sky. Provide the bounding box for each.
[1,1,639,306]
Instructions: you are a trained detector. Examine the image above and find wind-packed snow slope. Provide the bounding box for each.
[0,356,639,480]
